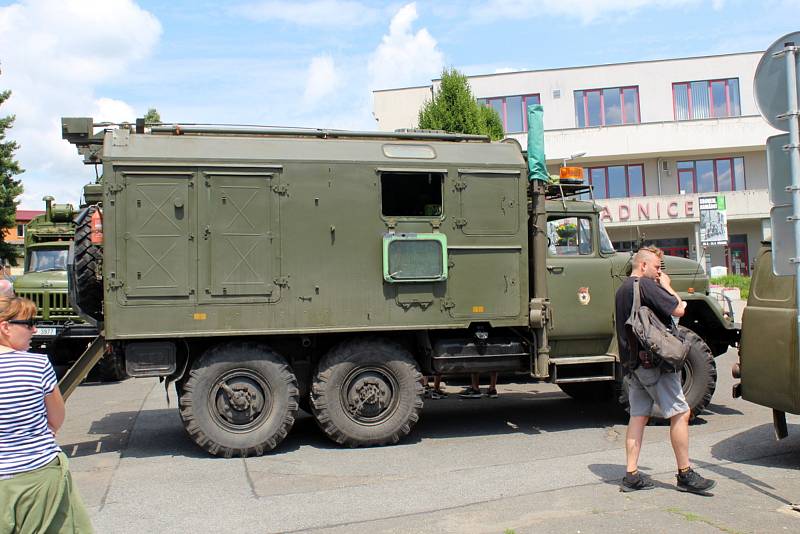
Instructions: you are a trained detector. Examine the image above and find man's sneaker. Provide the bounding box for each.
[486,388,498,398]
[676,468,716,495]
[620,472,655,492]
[429,389,448,400]
[458,387,482,399]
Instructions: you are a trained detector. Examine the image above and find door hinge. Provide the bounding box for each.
[272,184,289,195]
[273,276,290,288]
[107,183,124,194]
[454,181,467,191]
[441,298,456,310]
[108,279,124,289]
[453,218,467,228]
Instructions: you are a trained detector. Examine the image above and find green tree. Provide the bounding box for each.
[0,87,24,266]
[418,67,504,140]
[144,107,161,123]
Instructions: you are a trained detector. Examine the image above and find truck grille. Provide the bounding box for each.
[15,291,78,321]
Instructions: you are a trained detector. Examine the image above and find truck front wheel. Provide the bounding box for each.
[311,338,423,447]
[178,343,299,457]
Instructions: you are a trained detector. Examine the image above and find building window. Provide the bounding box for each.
[16,224,24,238]
[582,164,645,199]
[477,94,540,133]
[574,86,640,127]
[613,238,690,259]
[676,157,745,194]
[673,79,741,120]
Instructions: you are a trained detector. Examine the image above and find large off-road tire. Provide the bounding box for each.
[311,338,423,447]
[72,205,104,322]
[178,343,299,457]
[676,326,717,418]
[558,381,614,402]
[617,329,717,421]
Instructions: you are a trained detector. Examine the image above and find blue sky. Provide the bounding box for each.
[0,0,798,208]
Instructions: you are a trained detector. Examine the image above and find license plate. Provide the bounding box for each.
[34,327,58,337]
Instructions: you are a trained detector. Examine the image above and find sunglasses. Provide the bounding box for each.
[7,319,36,329]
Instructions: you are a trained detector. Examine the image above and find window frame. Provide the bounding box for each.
[672,78,741,120]
[675,157,747,194]
[478,93,541,133]
[574,85,641,127]
[584,163,646,199]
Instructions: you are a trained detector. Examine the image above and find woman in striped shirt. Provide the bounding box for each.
[0,296,92,533]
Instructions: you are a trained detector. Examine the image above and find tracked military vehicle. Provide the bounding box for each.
[60,111,738,457]
[13,196,125,380]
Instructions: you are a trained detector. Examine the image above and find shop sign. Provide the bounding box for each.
[599,199,695,223]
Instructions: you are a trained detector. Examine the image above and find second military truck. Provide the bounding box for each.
[61,115,738,457]
[14,196,125,380]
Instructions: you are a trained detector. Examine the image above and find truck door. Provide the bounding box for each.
[198,169,281,302]
[545,214,615,356]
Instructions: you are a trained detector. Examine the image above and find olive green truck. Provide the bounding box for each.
[14,196,125,381]
[59,114,739,457]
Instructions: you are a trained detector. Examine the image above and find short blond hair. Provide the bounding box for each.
[632,248,660,270]
[0,296,37,322]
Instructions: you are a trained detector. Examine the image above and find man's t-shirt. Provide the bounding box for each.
[615,276,679,369]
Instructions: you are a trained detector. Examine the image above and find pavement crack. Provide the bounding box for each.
[242,458,259,499]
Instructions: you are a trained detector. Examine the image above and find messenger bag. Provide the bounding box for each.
[625,278,690,369]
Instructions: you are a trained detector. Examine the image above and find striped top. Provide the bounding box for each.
[0,350,61,476]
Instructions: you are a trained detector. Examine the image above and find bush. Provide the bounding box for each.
[710,274,750,299]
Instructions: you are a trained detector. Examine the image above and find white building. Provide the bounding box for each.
[373,51,781,275]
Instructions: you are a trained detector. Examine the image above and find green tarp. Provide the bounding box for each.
[527,104,548,182]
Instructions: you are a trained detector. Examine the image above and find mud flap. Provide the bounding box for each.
[773,409,789,440]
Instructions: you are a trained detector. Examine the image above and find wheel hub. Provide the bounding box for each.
[212,371,271,431]
[344,370,395,421]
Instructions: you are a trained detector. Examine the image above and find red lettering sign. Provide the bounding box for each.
[619,205,630,221]
[637,203,650,220]
[685,200,694,217]
[668,201,678,217]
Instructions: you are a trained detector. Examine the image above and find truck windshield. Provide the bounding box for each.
[26,249,68,273]
[598,221,616,254]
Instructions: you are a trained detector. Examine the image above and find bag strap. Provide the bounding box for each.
[628,277,642,322]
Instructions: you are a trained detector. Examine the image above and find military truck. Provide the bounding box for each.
[733,243,799,438]
[59,114,738,457]
[13,196,125,380]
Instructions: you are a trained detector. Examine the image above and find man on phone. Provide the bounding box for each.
[614,246,716,494]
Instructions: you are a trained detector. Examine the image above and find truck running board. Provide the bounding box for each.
[549,355,616,384]
[58,335,106,401]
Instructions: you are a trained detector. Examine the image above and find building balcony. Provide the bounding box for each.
[596,188,770,228]
[505,115,782,164]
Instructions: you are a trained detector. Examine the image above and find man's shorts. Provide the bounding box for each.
[625,366,689,419]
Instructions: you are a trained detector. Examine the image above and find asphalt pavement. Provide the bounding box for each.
[57,346,800,534]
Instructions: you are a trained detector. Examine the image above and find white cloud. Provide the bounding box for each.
[91,98,138,124]
[471,0,698,24]
[0,0,162,208]
[368,3,444,90]
[233,0,381,28]
[303,55,341,106]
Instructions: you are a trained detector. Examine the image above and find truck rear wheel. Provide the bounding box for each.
[617,332,717,421]
[72,205,104,321]
[311,338,423,447]
[178,343,299,457]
